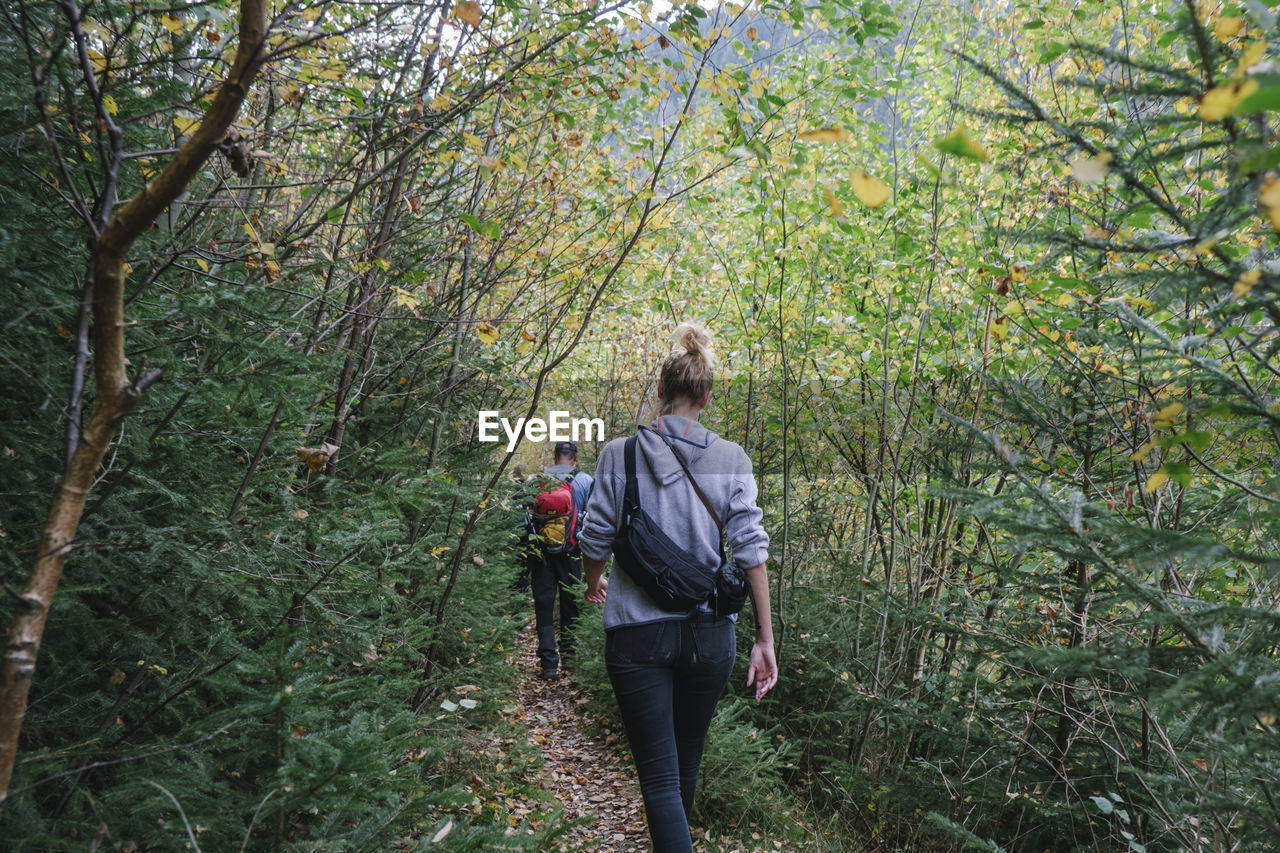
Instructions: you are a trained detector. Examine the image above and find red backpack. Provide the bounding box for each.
[530,473,578,555]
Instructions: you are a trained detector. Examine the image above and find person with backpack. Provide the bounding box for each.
[524,440,593,680]
[576,323,777,852]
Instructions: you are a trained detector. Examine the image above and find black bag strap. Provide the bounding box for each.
[563,468,580,510]
[622,435,639,525]
[639,425,726,546]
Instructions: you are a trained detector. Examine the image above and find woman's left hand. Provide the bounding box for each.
[584,574,608,603]
[583,556,608,603]
[746,640,777,701]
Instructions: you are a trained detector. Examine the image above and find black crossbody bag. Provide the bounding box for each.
[611,429,749,618]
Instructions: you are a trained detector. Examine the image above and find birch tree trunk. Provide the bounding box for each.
[0,0,269,803]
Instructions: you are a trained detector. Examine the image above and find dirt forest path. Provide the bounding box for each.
[508,621,800,852]
[511,622,650,851]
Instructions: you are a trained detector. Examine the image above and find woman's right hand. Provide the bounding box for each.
[743,562,776,701]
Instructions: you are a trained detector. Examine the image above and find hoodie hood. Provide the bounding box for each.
[638,414,717,486]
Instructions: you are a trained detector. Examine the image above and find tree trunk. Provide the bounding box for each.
[0,0,268,803]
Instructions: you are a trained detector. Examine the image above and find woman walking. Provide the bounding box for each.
[578,323,777,852]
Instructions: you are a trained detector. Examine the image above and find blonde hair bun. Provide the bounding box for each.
[674,322,715,367]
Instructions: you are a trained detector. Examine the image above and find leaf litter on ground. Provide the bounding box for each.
[507,621,800,852]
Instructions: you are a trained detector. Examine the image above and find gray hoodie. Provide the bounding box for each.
[577,415,769,630]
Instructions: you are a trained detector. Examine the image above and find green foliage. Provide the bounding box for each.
[1,430,551,848]
[570,0,1280,850]
[1,0,611,842]
[5,0,1280,849]
[694,697,798,835]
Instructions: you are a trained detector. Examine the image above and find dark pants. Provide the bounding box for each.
[530,552,581,671]
[605,614,735,853]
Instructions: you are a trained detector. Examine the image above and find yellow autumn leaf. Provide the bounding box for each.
[295,443,338,471]
[822,187,844,217]
[159,14,184,34]
[1259,174,1280,233]
[173,115,200,136]
[1234,269,1261,298]
[88,48,108,74]
[798,127,851,144]
[849,170,890,208]
[317,59,346,81]
[1199,78,1258,121]
[1193,234,1221,255]
[392,286,419,309]
[463,132,484,150]
[1152,401,1185,428]
[476,321,500,345]
[1237,42,1267,77]
[454,0,482,27]
[990,320,1008,342]
[521,328,537,342]
[1068,150,1112,185]
[101,94,118,116]
[1143,469,1168,493]
[1129,438,1157,463]
[1213,16,1244,41]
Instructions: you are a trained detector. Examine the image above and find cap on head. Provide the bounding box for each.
[554,440,579,456]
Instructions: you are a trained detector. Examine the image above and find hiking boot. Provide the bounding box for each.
[537,668,559,681]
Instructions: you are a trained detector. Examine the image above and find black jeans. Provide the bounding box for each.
[605,614,735,852]
[530,552,580,671]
